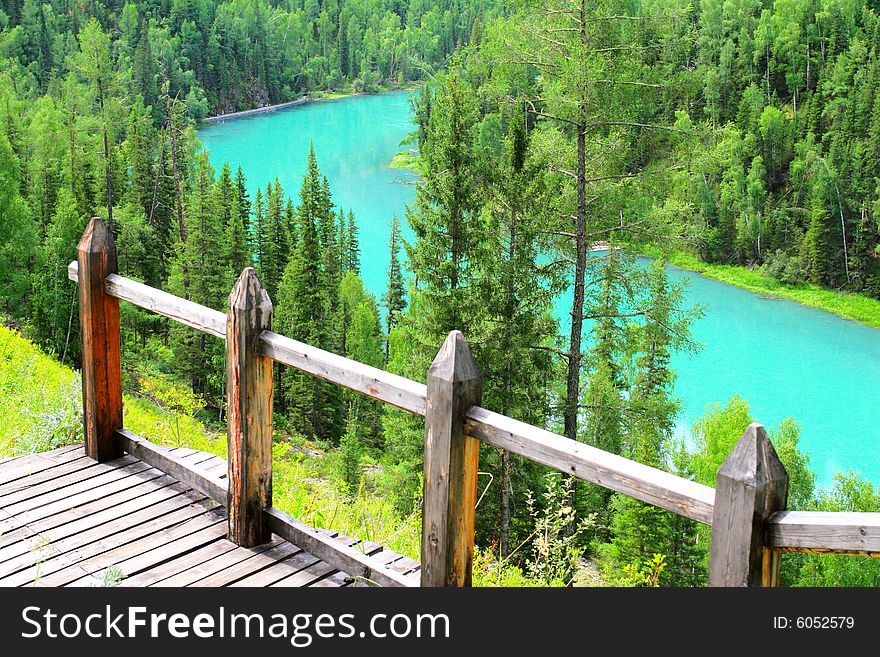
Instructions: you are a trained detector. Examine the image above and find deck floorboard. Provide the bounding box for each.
[0,445,419,587]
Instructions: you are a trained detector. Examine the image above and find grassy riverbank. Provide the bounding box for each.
[644,248,880,330]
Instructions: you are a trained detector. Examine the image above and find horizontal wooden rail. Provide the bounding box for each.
[116,428,414,586]
[766,511,880,556]
[70,262,427,415]
[259,331,428,415]
[69,262,226,338]
[464,407,716,525]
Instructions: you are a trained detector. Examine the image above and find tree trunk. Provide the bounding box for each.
[500,447,511,558]
[98,77,114,231]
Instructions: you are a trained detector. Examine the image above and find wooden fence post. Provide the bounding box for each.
[709,423,788,586]
[421,330,482,587]
[77,218,123,462]
[226,268,274,547]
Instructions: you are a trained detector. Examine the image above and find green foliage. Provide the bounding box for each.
[276,148,343,443]
[335,413,365,497]
[523,473,594,587]
[137,375,206,446]
[609,554,667,588]
[0,325,82,457]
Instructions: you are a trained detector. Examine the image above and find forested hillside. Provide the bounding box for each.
[1,0,879,587]
[1,0,496,116]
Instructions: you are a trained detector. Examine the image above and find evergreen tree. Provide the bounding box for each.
[168,152,226,400]
[276,155,343,443]
[383,68,483,511]
[31,189,84,362]
[0,133,35,321]
[251,188,268,285]
[404,69,483,342]
[132,18,160,123]
[261,178,289,300]
[476,107,558,557]
[345,209,360,275]
[808,171,835,285]
[235,165,251,238]
[383,213,407,341]
[605,261,702,586]
[218,163,250,283]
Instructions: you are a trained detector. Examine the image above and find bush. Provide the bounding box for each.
[762,249,808,285]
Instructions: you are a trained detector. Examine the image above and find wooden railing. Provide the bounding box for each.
[69,218,880,587]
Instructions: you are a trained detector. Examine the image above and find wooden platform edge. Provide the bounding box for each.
[114,430,420,587]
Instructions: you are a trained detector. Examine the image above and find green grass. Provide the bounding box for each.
[642,248,880,330]
[0,325,82,456]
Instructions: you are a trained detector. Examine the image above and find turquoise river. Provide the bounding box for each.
[199,90,880,490]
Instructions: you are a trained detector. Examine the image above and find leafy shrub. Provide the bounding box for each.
[762,249,808,285]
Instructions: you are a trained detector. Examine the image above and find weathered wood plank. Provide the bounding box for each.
[709,424,788,587]
[0,447,87,487]
[0,489,209,577]
[72,521,228,586]
[0,482,200,565]
[766,511,880,556]
[76,219,124,461]
[259,331,427,415]
[0,455,141,515]
[267,535,363,588]
[0,456,97,498]
[0,465,168,537]
[1,504,218,586]
[143,538,285,587]
[0,458,147,516]
[114,539,239,587]
[227,269,273,547]
[194,539,308,587]
[0,471,183,549]
[116,429,228,504]
[69,261,226,339]
[0,446,82,472]
[264,507,416,588]
[421,331,481,588]
[465,406,716,525]
[310,541,384,587]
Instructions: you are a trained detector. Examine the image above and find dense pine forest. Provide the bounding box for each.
[1,0,880,587]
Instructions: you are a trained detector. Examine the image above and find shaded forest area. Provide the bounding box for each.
[1,0,879,587]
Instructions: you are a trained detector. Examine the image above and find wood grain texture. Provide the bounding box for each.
[76,219,123,461]
[226,268,273,547]
[69,261,226,338]
[421,331,481,587]
[259,330,427,415]
[465,406,716,525]
[264,507,416,587]
[708,423,788,587]
[766,511,880,555]
[116,429,228,504]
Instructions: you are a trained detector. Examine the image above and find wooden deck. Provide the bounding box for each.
[0,445,419,587]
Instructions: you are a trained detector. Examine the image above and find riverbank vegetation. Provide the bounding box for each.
[1,1,879,587]
[644,248,880,329]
